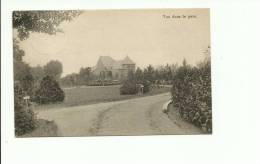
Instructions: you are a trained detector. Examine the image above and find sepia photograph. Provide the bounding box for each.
[13,9,211,137]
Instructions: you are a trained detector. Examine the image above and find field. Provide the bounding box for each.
[34,85,170,110]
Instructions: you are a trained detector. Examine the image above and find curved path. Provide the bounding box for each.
[36,93,202,136]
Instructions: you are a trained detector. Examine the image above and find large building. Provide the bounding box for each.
[92,56,136,80]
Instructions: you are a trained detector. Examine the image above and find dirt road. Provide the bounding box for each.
[36,93,202,136]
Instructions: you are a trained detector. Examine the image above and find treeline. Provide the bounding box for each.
[60,63,179,88]
[120,64,178,95]
[60,67,94,87]
[132,63,178,84]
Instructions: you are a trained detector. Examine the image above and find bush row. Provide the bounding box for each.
[171,61,212,133]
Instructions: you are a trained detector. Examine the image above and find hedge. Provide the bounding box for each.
[171,61,212,133]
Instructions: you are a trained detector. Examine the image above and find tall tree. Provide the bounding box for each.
[171,63,179,77]
[165,64,173,81]
[43,60,63,80]
[135,67,143,82]
[182,58,187,67]
[144,65,155,82]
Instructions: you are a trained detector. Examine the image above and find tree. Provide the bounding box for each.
[170,63,179,77]
[127,70,135,81]
[13,60,31,80]
[34,76,65,104]
[165,64,173,81]
[31,65,44,82]
[79,67,92,85]
[182,58,187,67]
[43,60,63,80]
[20,73,34,97]
[13,39,25,61]
[60,73,79,87]
[13,11,82,40]
[144,65,155,82]
[135,67,143,82]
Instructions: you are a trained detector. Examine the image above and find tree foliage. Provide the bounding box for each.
[43,60,63,80]
[13,39,25,61]
[13,11,82,40]
[79,67,92,85]
[143,65,155,83]
[31,65,45,82]
[135,67,143,82]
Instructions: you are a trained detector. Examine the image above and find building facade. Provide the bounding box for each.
[92,56,135,80]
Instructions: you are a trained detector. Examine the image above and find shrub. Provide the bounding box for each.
[14,83,36,136]
[141,80,151,93]
[120,80,138,95]
[15,107,37,136]
[171,61,212,133]
[34,76,65,104]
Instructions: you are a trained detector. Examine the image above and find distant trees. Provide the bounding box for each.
[60,73,79,87]
[135,64,178,85]
[60,67,96,87]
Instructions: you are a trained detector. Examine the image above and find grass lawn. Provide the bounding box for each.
[34,85,170,110]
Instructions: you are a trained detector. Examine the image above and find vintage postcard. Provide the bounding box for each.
[13,9,211,137]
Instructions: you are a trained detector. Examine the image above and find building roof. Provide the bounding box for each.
[121,56,135,65]
[92,55,135,74]
[98,56,116,67]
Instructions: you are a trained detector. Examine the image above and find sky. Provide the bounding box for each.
[19,9,210,76]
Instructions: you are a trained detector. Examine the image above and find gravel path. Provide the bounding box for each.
[36,93,202,136]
